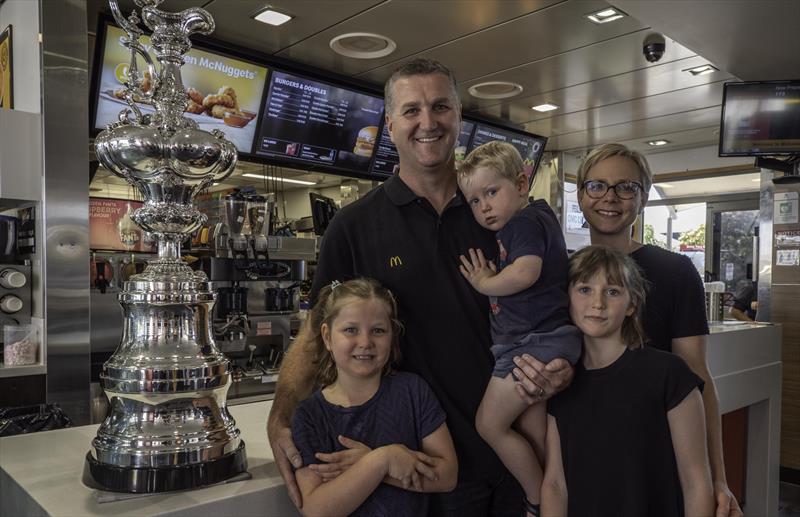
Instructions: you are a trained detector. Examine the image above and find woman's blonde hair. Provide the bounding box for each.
[568,246,648,348]
[309,278,403,388]
[576,143,654,193]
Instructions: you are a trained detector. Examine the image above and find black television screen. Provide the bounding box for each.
[370,119,476,177]
[92,22,269,155]
[719,80,800,156]
[468,123,547,185]
[309,193,339,236]
[254,71,384,173]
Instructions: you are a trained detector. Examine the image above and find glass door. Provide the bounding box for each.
[705,199,760,292]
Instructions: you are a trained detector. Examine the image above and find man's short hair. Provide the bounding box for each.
[576,143,654,192]
[384,58,460,114]
[457,141,524,186]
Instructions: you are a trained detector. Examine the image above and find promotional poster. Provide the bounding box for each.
[0,25,12,110]
[94,24,268,154]
[89,198,154,252]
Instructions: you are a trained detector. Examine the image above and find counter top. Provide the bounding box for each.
[0,401,299,517]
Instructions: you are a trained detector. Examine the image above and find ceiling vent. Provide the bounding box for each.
[330,33,396,59]
[468,81,523,100]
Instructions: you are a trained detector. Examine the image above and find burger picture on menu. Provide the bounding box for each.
[353,126,378,157]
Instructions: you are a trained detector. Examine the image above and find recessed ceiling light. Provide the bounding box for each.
[646,139,670,146]
[585,7,627,24]
[330,33,396,59]
[683,64,719,76]
[655,182,674,188]
[252,7,293,26]
[467,81,524,100]
[752,178,761,182]
[242,173,316,186]
[531,103,559,112]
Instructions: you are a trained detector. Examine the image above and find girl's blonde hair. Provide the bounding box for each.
[568,246,648,348]
[310,278,403,387]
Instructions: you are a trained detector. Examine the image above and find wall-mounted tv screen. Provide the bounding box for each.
[468,123,547,185]
[93,23,269,155]
[370,119,476,177]
[253,71,384,173]
[719,80,800,156]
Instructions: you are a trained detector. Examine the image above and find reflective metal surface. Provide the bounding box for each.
[86,0,245,491]
[41,0,91,425]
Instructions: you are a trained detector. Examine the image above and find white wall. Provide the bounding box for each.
[0,0,41,113]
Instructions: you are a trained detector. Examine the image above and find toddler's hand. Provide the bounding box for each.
[459,248,496,292]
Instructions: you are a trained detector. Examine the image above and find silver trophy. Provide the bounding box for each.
[83,0,246,492]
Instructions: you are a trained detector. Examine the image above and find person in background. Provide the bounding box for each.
[267,58,573,516]
[729,279,757,322]
[519,142,740,516]
[457,141,582,517]
[542,245,714,517]
[291,278,457,517]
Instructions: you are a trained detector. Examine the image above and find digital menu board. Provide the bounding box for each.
[371,119,476,177]
[254,71,384,172]
[720,81,800,156]
[469,123,547,185]
[93,24,268,154]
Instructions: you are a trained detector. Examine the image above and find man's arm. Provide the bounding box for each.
[459,247,542,297]
[728,307,753,322]
[266,318,320,508]
[672,335,742,517]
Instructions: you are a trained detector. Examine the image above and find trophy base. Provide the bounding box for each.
[82,441,247,493]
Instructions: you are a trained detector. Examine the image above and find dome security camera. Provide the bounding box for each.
[643,33,666,63]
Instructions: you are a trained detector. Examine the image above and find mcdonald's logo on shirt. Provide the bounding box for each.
[389,256,403,268]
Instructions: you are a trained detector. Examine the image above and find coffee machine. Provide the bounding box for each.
[203,192,314,400]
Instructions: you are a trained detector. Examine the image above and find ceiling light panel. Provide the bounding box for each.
[531,103,559,112]
[585,7,627,24]
[646,139,670,146]
[683,64,719,76]
[253,8,293,26]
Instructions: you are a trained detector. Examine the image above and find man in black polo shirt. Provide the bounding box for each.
[267,58,570,516]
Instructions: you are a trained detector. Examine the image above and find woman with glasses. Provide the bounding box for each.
[572,143,741,517]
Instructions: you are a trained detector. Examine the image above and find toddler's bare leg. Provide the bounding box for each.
[476,374,544,508]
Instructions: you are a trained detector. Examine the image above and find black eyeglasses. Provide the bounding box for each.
[581,180,644,200]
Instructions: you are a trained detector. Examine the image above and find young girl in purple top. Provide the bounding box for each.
[291,278,458,517]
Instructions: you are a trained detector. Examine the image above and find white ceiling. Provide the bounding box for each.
[87,0,800,196]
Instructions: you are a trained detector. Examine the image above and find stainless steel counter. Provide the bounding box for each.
[707,322,782,516]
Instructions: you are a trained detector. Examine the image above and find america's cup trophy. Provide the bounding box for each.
[83,0,246,492]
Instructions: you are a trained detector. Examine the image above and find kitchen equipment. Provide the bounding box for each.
[704,281,726,322]
[0,215,18,263]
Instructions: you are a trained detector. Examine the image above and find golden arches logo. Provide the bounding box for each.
[389,256,403,268]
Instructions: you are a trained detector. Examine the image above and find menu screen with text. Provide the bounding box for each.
[254,71,384,172]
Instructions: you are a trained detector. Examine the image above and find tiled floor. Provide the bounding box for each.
[779,482,800,516]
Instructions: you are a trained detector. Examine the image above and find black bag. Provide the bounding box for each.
[0,404,73,436]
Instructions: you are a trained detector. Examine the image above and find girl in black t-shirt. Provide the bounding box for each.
[541,246,714,517]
